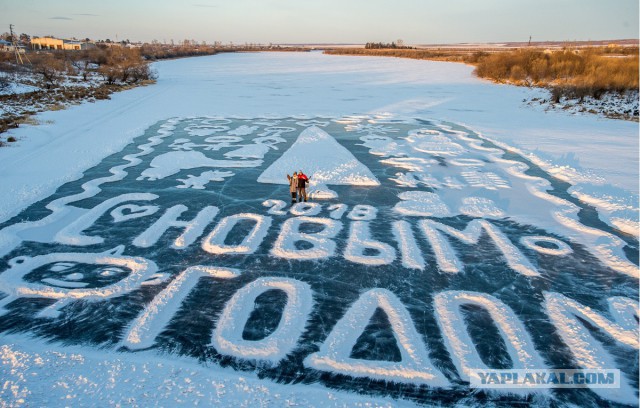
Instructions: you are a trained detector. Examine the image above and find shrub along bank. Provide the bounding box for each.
[472,47,638,102]
[0,46,156,139]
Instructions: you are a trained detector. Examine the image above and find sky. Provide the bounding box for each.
[1,0,638,44]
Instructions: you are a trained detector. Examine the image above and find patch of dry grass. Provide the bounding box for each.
[473,48,638,100]
[15,116,39,126]
[323,48,476,62]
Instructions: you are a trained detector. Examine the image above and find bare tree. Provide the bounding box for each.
[31,53,68,89]
[98,47,152,84]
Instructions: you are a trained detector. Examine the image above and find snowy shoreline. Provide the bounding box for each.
[0,336,409,407]
[525,89,639,123]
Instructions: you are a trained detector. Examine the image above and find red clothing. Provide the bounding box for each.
[297,173,308,188]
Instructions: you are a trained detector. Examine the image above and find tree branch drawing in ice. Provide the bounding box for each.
[176,170,234,190]
[0,116,637,406]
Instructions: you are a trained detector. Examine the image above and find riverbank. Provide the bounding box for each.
[0,76,155,142]
[0,46,156,143]
[324,44,639,121]
[0,46,311,143]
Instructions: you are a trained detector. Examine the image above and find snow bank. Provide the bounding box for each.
[0,336,410,407]
[393,191,451,217]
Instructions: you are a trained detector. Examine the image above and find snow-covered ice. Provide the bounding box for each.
[0,52,637,407]
[258,125,380,188]
[0,52,636,226]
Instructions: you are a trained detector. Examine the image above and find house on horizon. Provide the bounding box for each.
[0,39,27,53]
[0,39,11,51]
[31,36,95,51]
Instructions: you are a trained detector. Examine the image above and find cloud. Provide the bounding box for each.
[49,16,73,20]
[73,13,99,17]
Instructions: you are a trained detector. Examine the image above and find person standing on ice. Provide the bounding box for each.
[297,170,309,202]
[287,172,298,204]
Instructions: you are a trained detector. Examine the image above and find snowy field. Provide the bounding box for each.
[0,52,637,407]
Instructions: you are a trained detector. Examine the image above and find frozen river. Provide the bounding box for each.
[0,52,637,407]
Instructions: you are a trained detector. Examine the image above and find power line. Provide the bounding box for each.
[9,24,31,65]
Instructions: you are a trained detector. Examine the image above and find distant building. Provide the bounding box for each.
[96,41,123,48]
[31,36,95,51]
[0,39,26,53]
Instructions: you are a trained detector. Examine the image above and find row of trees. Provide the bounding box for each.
[0,46,155,88]
[140,41,220,60]
[1,37,312,90]
[364,41,413,50]
[325,47,470,62]
[0,32,30,46]
[139,40,306,60]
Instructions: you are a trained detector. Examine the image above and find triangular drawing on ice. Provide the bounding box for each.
[258,126,379,198]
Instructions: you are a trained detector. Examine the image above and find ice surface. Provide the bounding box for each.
[0,115,637,406]
[211,277,314,362]
[0,52,636,226]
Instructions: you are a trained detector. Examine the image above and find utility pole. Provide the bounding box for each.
[528,35,532,47]
[9,24,30,65]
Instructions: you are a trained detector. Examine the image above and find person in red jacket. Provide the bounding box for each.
[297,170,309,202]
